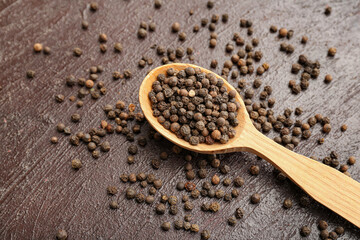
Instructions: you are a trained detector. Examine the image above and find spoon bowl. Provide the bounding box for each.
[139,63,251,154]
[139,63,360,228]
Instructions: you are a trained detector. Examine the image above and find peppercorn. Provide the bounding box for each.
[286,44,295,54]
[155,203,166,215]
[161,222,171,231]
[201,230,211,240]
[125,188,136,199]
[228,216,237,226]
[207,1,214,8]
[149,22,156,31]
[71,159,82,169]
[223,178,231,186]
[291,63,302,74]
[300,226,311,237]
[320,230,329,240]
[222,14,228,23]
[119,174,128,183]
[62,126,71,135]
[147,187,156,196]
[250,193,260,204]
[226,43,234,52]
[154,0,162,8]
[73,47,82,56]
[42,46,51,55]
[182,214,191,222]
[25,69,36,79]
[270,25,278,33]
[56,229,67,240]
[209,38,217,48]
[328,47,337,57]
[323,123,331,133]
[283,198,293,209]
[80,20,89,30]
[329,231,338,239]
[106,186,117,195]
[184,201,194,211]
[211,14,219,23]
[209,202,220,212]
[301,35,308,44]
[249,165,260,175]
[299,196,310,207]
[348,156,356,165]
[178,32,187,41]
[171,22,180,32]
[189,224,199,233]
[324,6,332,15]
[233,176,244,187]
[183,222,191,231]
[279,28,287,37]
[50,136,58,144]
[339,164,349,172]
[153,179,162,189]
[33,43,43,52]
[126,173,136,183]
[174,220,183,230]
[137,28,147,38]
[55,94,65,103]
[198,169,207,179]
[318,220,328,230]
[99,43,107,52]
[323,74,333,84]
[200,202,210,212]
[128,145,138,155]
[334,226,344,235]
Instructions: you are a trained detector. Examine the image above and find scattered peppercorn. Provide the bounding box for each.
[346,156,355,166]
[81,20,89,29]
[250,193,260,204]
[71,159,82,169]
[283,198,293,209]
[278,28,287,38]
[328,47,337,57]
[249,165,260,175]
[56,229,68,240]
[109,201,119,209]
[73,47,82,56]
[201,230,211,240]
[324,6,332,15]
[318,220,328,230]
[171,22,180,32]
[161,222,171,231]
[50,136,58,144]
[300,226,311,237]
[209,202,220,212]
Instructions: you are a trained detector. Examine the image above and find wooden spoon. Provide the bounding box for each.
[139,63,360,228]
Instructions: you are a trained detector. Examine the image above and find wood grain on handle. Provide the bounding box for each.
[239,126,360,228]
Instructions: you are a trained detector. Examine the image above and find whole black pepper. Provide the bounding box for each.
[161,222,171,231]
[228,216,237,226]
[250,193,260,204]
[155,203,166,215]
[300,226,311,237]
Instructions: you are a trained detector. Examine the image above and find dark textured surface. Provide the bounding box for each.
[0,0,359,239]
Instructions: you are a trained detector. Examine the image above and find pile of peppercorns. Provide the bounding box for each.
[149,67,241,145]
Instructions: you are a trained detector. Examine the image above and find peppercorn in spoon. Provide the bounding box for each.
[139,63,360,228]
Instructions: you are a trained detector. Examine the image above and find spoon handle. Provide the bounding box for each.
[241,126,360,228]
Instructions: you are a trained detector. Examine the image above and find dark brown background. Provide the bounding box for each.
[0,0,359,239]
